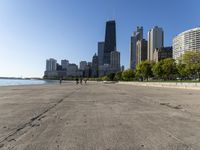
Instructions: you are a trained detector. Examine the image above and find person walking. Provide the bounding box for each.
[75,78,79,85]
[84,78,88,84]
[80,78,83,85]
[59,77,62,85]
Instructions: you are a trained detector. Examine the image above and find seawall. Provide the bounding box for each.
[118,81,200,90]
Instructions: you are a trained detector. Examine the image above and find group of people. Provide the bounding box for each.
[75,78,88,85]
[59,77,88,85]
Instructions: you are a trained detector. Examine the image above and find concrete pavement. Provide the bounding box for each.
[0,82,200,150]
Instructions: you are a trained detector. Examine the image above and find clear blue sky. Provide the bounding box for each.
[0,0,200,77]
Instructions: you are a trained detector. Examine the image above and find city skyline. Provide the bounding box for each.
[44,20,121,78]
[0,0,200,77]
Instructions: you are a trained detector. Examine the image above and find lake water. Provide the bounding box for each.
[0,79,52,86]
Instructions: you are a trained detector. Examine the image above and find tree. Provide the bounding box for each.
[176,63,188,80]
[152,60,164,79]
[182,51,200,64]
[102,76,109,81]
[114,71,122,81]
[107,73,115,81]
[182,51,200,81]
[122,69,135,81]
[194,63,200,81]
[136,60,153,81]
[162,58,177,80]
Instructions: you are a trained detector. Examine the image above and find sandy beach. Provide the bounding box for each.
[0,81,200,149]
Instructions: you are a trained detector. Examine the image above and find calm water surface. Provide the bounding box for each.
[0,79,52,86]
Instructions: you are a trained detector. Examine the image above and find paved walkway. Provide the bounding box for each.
[0,82,200,150]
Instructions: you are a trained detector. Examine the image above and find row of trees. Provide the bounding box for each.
[101,51,200,82]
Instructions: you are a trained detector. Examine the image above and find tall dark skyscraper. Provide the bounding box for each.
[103,20,116,65]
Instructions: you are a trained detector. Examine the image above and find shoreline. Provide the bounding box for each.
[0,79,74,87]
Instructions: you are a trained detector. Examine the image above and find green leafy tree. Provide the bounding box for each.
[114,71,122,81]
[122,69,135,81]
[107,73,116,81]
[187,63,200,81]
[176,63,188,80]
[152,60,164,79]
[182,51,200,64]
[194,63,200,81]
[136,60,153,81]
[102,76,109,81]
[162,58,177,80]
[182,51,200,81]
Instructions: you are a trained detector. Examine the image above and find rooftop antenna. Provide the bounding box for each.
[106,7,116,21]
[112,7,116,20]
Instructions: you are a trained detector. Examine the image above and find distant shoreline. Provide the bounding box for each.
[0,78,54,87]
[0,77,42,80]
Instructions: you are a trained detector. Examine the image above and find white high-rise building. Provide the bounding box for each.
[61,59,69,70]
[46,58,57,71]
[148,26,164,61]
[173,27,200,60]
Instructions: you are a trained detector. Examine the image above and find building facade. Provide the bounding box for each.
[61,59,69,70]
[98,64,111,77]
[44,58,58,78]
[84,62,92,78]
[110,51,120,71]
[130,26,143,69]
[46,58,57,71]
[173,27,200,60]
[79,61,87,70]
[136,39,147,65]
[92,54,98,77]
[121,65,125,72]
[67,64,78,77]
[103,20,116,65]
[148,26,164,61]
[153,47,172,62]
[98,42,104,66]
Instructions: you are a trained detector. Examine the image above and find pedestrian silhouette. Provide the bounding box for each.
[80,78,83,85]
[84,78,88,84]
[59,77,62,85]
[76,78,79,85]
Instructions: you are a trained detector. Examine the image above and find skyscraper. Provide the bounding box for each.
[85,62,92,78]
[61,59,69,70]
[103,20,116,65]
[147,26,164,61]
[44,58,58,78]
[79,61,87,70]
[173,27,200,60]
[67,64,78,77]
[46,58,57,71]
[92,53,98,77]
[98,42,104,66]
[136,39,147,65]
[130,26,143,69]
[110,50,120,71]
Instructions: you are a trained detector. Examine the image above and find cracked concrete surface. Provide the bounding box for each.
[0,82,200,150]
